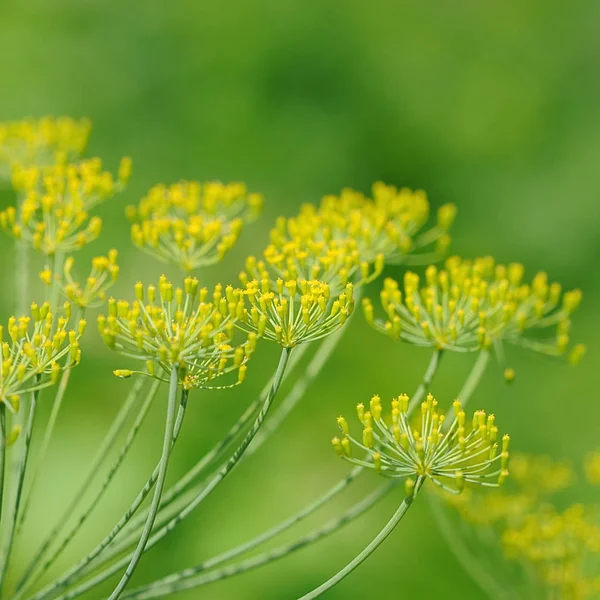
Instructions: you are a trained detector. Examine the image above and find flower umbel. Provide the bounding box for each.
[333,393,509,493]
[99,276,255,389]
[0,301,84,411]
[128,180,264,271]
[237,277,354,347]
[363,256,585,358]
[0,157,131,256]
[0,117,91,179]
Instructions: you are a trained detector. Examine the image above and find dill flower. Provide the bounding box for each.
[0,117,91,179]
[275,182,456,266]
[363,256,585,357]
[45,249,120,309]
[0,301,84,412]
[502,504,600,598]
[584,451,600,485]
[0,157,131,256]
[99,276,255,390]
[127,180,264,272]
[332,393,509,493]
[237,277,354,347]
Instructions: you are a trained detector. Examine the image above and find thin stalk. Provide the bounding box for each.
[407,349,443,415]
[106,368,180,600]
[247,325,347,457]
[125,465,365,596]
[0,405,6,526]
[0,387,39,590]
[17,368,73,534]
[121,481,396,600]
[25,380,189,600]
[454,350,491,410]
[54,348,291,600]
[298,478,423,600]
[16,380,161,595]
[427,492,511,600]
[15,376,148,595]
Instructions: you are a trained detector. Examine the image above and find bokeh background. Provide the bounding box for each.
[1,1,599,598]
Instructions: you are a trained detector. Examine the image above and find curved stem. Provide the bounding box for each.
[0,387,39,590]
[455,350,490,409]
[299,478,423,600]
[54,348,291,600]
[426,491,511,600]
[121,481,396,599]
[16,379,161,596]
[15,376,148,595]
[407,349,443,416]
[0,405,6,526]
[125,464,365,597]
[107,368,180,600]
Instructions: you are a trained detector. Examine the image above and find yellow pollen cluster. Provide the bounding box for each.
[53,249,120,309]
[502,504,600,598]
[238,277,354,348]
[99,276,255,390]
[363,256,585,358]
[269,182,456,271]
[0,157,131,256]
[0,117,91,179]
[0,301,84,410]
[332,393,509,493]
[127,180,264,272]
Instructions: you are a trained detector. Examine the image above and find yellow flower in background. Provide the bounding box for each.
[333,393,509,493]
[0,157,131,256]
[99,276,255,390]
[237,277,354,347]
[0,116,91,180]
[128,180,264,271]
[363,256,585,359]
[584,451,600,485]
[0,301,84,411]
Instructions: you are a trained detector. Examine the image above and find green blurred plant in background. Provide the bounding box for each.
[0,1,599,598]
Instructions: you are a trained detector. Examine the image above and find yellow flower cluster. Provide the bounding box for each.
[254,182,456,293]
[0,157,131,256]
[363,256,586,359]
[584,451,600,485]
[56,250,120,309]
[237,277,354,347]
[127,180,264,272]
[0,301,84,410]
[99,276,255,390]
[0,117,91,179]
[333,393,509,493]
[502,504,600,599]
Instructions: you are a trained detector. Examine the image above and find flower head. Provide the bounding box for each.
[99,276,255,390]
[237,277,354,348]
[127,180,263,271]
[0,117,91,179]
[0,157,131,256]
[45,249,120,309]
[0,301,84,410]
[363,256,585,358]
[332,393,509,493]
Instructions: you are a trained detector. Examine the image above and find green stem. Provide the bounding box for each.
[15,376,147,595]
[55,348,291,600]
[16,379,161,596]
[121,481,396,599]
[16,368,72,535]
[125,464,365,597]
[0,405,6,527]
[426,492,512,600]
[299,478,423,600]
[27,380,188,600]
[0,387,39,591]
[106,368,180,600]
[455,350,491,409]
[407,349,443,416]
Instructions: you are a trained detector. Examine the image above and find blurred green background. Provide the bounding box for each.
[1,0,599,598]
